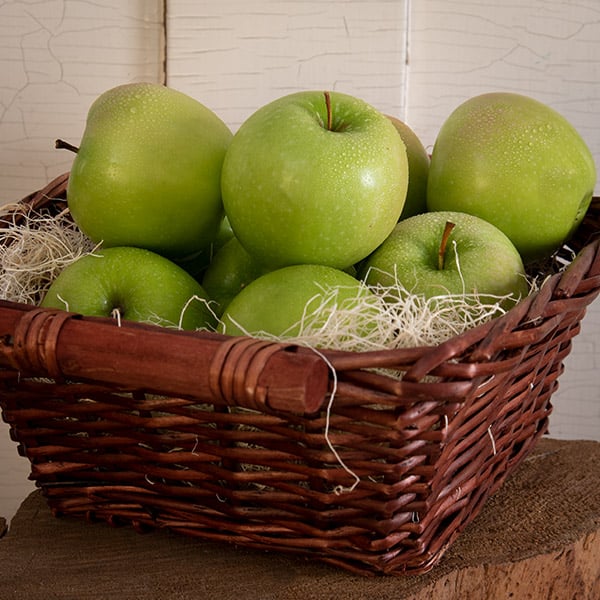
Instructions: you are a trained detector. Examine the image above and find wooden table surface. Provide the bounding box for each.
[1,437,599,600]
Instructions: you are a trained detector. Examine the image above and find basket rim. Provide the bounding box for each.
[2,172,600,382]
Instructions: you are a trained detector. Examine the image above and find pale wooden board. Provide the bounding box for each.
[0,0,164,205]
[551,308,600,440]
[407,0,600,172]
[0,422,34,528]
[165,0,409,130]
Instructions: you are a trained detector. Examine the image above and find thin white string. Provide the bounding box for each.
[55,293,69,312]
[111,307,122,327]
[307,346,361,494]
[487,426,497,455]
[177,294,218,330]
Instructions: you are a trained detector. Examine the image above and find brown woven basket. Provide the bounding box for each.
[1,173,600,576]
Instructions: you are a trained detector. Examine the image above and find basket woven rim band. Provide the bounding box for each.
[208,336,328,413]
[10,307,76,380]
[233,339,288,410]
[209,336,274,409]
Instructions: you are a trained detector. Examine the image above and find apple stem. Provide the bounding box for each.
[55,139,79,154]
[438,221,456,270]
[324,91,333,131]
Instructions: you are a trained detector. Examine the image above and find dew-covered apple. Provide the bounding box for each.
[221,91,409,270]
[360,211,529,309]
[426,92,596,263]
[65,83,233,259]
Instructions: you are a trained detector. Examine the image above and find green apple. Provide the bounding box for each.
[426,92,597,263]
[66,82,233,259]
[174,214,236,280]
[221,90,409,270]
[201,236,270,316]
[219,264,377,338]
[40,246,216,330]
[214,214,234,249]
[359,211,529,309]
[387,115,430,220]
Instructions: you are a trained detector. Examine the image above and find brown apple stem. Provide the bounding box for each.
[438,221,456,270]
[324,91,332,131]
[55,139,79,153]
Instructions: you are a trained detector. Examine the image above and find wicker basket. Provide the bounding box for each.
[1,173,600,576]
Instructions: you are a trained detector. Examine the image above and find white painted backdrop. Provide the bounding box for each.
[1,0,599,523]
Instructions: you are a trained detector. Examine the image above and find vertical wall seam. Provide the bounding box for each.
[162,0,168,85]
[402,0,411,123]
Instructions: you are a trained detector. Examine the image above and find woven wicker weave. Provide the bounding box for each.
[1,174,599,576]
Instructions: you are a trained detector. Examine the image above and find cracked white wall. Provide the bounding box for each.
[0,0,599,523]
[0,0,164,203]
[165,1,409,131]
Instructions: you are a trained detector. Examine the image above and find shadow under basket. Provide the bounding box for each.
[1,173,600,577]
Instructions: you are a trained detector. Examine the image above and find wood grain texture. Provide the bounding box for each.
[407,0,600,173]
[166,0,409,130]
[0,0,164,204]
[0,423,32,530]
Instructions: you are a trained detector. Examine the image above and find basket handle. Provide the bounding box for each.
[0,302,330,415]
